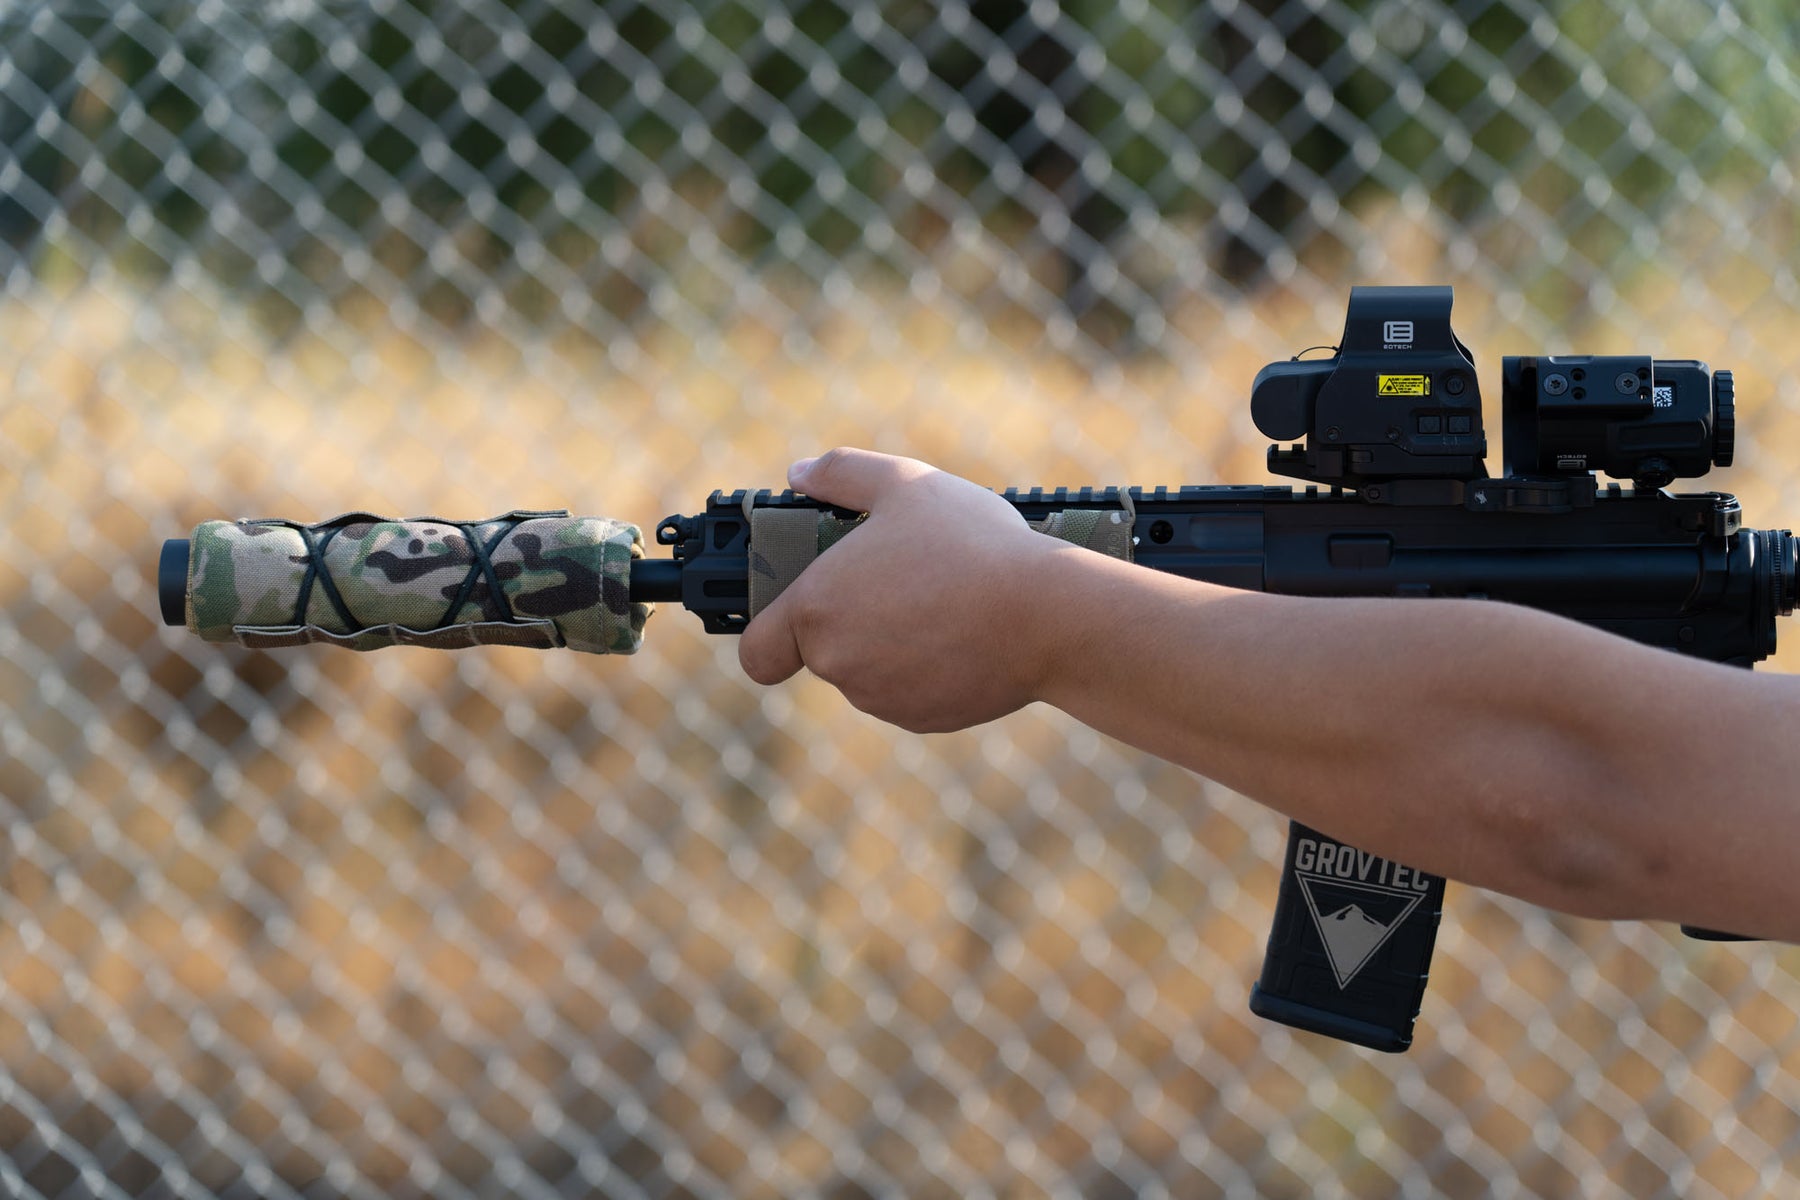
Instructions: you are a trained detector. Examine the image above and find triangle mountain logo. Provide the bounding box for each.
[1296,874,1427,989]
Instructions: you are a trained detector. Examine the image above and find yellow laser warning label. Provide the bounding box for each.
[1378,374,1431,397]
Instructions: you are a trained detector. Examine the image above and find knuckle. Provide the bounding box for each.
[811,446,852,478]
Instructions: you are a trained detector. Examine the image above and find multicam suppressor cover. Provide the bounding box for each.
[184,511,651,654]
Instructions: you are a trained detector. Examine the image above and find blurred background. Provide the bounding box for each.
[4,0,1800,1196]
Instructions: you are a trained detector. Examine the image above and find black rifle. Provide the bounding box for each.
[161,286,1796,1051]
[626,284,1794,1051]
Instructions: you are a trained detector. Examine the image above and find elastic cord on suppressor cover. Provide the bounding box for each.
[160,512,653,654]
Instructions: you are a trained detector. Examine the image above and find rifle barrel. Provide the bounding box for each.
[630,558,682,603]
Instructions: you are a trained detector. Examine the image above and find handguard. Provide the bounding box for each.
[740,493,1135,619]
[169,511,652,654]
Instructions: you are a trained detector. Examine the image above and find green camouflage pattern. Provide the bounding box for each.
[1027,507,1136,562]
[186,511,651,654]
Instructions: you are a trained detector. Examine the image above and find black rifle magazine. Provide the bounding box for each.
[1250,821,1447,1052]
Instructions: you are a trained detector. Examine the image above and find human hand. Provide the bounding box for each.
[737,448,1067,733]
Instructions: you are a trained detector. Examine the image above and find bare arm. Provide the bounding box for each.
[738,449,1800,941]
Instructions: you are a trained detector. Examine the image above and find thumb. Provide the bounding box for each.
[790,447,918,512]
[738,592,805,686]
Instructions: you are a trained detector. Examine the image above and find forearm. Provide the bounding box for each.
[1027,544,1800,937]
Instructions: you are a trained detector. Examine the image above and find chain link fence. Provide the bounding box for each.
[4,1,1800,1195]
